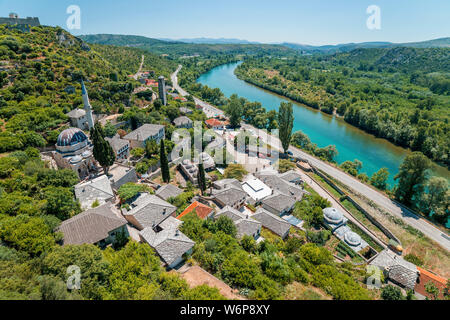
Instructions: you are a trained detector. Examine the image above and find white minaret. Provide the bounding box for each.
[81,80,94,130]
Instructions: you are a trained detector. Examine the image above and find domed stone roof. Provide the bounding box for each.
[344,231,361,247]
[82,150,92,158]
[69,155,83,164]
[57,128,88,147]
[323,208,344,224]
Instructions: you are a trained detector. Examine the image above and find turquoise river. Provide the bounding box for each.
[197,62,450,187]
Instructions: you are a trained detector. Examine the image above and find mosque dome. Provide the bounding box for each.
[323,207,344,225]
[344,232,362,247]
[57,128,88,147]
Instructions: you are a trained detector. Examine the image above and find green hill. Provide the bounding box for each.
[328,47,450,74]
[0,25,176,153]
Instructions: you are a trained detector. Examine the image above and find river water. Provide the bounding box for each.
[197,62,450,187]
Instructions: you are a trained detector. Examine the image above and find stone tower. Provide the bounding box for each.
[81,80,94,130]
[158,76,167,106]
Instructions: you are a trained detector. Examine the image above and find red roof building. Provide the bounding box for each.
[205,118,225,129]
[177,201,214,220]
[415,267,447,299]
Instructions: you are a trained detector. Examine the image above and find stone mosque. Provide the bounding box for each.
[53,81,96,179]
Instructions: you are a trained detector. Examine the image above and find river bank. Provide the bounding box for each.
[197,62,450,187]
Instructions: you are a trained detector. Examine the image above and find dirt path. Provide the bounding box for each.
[179,265,245,300]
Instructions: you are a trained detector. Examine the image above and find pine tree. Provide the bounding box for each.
[90,123,115,175]
[197,163,206,195]
[160,139,170,183]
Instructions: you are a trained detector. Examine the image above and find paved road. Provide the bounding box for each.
[171,65,450,252]
[171,65,225,118]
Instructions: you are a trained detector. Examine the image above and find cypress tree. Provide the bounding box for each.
[197,162,206,195]
[278,102,294,154]
[160,139,170,183]
[90,123,115,175]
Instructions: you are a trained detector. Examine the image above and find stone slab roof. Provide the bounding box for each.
[173,116,192,127]
[253,208,291,237]
[124,193,176,229]
[257,172,305,201]
[67,108,86,118]
[58,204,127,245]
[212,178,242,190]
[235,218,261,239]
[123,124,164,141]
[279,170,303,184]
[212,185,246,208]
[155,184,183,201]
[215,206,246,222]
[106,137,129,153]
[74,175,114,209]
[370,249,418,290]
[261,192,296,214]
[140,217,194,266]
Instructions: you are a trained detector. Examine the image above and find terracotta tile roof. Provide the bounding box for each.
[177,201,214,220]
[205,118,224,127]
[415,267,447,299]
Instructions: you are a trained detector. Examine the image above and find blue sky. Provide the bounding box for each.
[1,0,449,45]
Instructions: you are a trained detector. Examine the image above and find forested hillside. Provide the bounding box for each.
[0,25,176,154]
[0,25,228,300]
[79,34,297,57]
[236,47,450,168]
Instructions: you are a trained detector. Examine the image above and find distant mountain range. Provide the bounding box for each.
[79,34,450,57]
[154,36,450,52]
[280,37,450,53]
[157,37,261,45]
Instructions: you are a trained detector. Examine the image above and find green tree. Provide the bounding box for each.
[42,244,109,300]
[160,140,170,183]
[381,285,404,300]
[0,215,56,256]
[44,186,81,220]
[277,159,296,173]
[425,281,440,300]
[421,177,449,217]
[223,164,248,181]
[370,167,390,191]
[90,123,116,175]
[226,94,243,128]
[145,140,158,158]
[197,163,207,195]
[215,216,237,238]
[278,102,294,154]
[394,152,431,206]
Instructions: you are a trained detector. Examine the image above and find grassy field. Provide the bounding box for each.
[341,199,389,244]
[311,173,342,198]
[284,282,332,300]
